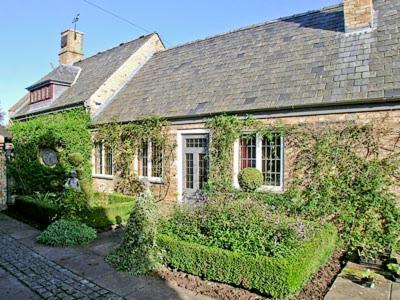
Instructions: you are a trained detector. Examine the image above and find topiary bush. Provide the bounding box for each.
[106,189,161,275]
[238,168,263,192]
[68,152,84,167]
[36,219,97,246]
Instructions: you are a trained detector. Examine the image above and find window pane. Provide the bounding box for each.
[262,134,282,186]
[139,141,148,177]
[186,138,208,148]
[104,145,113,175]
[95,143,103,174]
[240,134,256,169]
[151,143,163,178]
[199,153,208,189]
[185,153,193,189]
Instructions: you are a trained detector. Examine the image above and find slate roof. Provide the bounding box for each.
[26,65,81,90]
[11,34,154,119]
[94,0,400,124]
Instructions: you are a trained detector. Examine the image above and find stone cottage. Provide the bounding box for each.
[10,0,400,204]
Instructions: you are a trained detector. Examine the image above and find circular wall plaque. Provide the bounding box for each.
[40,148,58,167]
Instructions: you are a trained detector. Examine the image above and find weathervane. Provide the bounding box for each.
[72,14,80,39]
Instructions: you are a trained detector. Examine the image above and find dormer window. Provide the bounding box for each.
[30,85,53,104]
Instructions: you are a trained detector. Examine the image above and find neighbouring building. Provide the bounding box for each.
[10,0,400,205]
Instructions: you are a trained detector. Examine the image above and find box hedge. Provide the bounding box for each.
[15,193,135,229]
[15,196,58,224]
[158,224,337,299]
[85,201,135,228]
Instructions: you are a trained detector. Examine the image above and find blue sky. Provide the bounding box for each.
[0,0,339,117]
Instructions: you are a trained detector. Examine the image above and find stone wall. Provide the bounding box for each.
[0,153,7,210]
[92,109,400,207]
[344,0,374,31]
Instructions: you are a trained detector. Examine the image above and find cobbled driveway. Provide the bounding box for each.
[0,233,122,300]
[0,213,214,300]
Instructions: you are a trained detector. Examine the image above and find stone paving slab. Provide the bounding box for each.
[324,276,391,300]
[324,262,399,300]
[391,284,400,300]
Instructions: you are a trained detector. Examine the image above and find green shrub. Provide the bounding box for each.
[16,194,59,224]
[68,152,84,167]
[107,190,160,275]
[92,192,135,205]
[15,191,134,229]
[37,219,97,246]
[288,124,400,258]
[161,198,307,257]
[159,223,337,298]
[238,168,263,192]
[8,108,92,195]
[85,202,135,228]
[108,193,135,204]
[55,189,89,221]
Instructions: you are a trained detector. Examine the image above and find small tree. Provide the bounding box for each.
[106,186,161,274]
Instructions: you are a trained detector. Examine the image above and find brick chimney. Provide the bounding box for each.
[344,0,374,32]
[59,29,84,65]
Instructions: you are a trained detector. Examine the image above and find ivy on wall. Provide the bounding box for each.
[206,114,400,258]
[94,117,174,199]
[206,114,288,193]
[288,122,400,257]
[9,108,92,195]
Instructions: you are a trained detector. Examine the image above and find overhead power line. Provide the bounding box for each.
[82,0,152,34]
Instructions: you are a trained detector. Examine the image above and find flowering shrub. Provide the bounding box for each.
[161,197,319,257]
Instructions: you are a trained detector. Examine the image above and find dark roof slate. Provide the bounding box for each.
[27,65,81,90]
[12,34,154,118]
[94,0,400,124]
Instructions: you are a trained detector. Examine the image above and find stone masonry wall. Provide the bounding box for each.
[92,109,400,208]
[344,0,374,31]
[88,34,165,117]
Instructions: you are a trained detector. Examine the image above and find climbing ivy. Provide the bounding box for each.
[94,117,174,199]
[206,114,400,258]
[206,114,288,193]
[287,122,400,258]
[9,108,92,195]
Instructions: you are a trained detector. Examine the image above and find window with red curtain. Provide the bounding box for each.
[30,85,53,104]
[239,134,256,169]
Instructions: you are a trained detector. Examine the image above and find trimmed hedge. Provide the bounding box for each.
[15,194,135,229]
[158,224,337,299]
[85,202,135,228]
[15,196,58,224]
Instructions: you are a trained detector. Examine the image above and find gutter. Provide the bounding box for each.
[11,102,85,121]
[92,97,400,127]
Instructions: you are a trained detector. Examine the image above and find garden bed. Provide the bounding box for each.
[158,223,337,299]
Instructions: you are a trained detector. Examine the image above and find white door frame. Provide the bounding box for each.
[176,128,210,203]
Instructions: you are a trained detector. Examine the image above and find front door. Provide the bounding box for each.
[182,134,209,203]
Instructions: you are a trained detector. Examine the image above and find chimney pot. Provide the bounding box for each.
[59,29,84,65]
[344,0,374,32]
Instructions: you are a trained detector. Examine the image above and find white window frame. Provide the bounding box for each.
[134,139,164,184]
[92,143,113,179]
[233,133,284,192]
[176,128,211,203]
